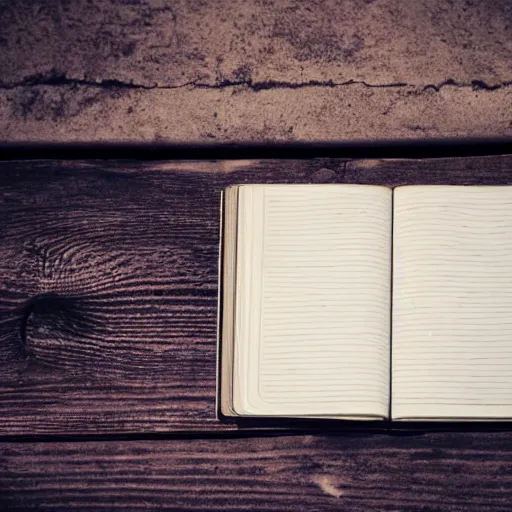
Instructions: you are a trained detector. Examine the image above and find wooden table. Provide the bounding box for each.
[1,155,512,510]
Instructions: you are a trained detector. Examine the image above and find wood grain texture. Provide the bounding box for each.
[1,156,512,434]
[1,433,512,511]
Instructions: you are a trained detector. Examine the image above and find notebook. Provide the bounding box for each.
[218,184,512,421]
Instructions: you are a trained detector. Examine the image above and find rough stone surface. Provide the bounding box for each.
[0,0,511,142]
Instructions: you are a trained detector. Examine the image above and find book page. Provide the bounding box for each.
[233,184,392,418]
[393,186,512,420]
[218,187,239,416]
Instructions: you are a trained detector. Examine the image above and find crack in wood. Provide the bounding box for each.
[2,71,510,93]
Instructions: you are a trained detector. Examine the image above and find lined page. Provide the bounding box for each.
[233,185,391,418]
[393,186,512,420]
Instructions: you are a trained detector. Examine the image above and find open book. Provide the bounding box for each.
[219,184,512,421]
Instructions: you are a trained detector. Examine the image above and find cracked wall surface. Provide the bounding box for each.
[0,0,511,143]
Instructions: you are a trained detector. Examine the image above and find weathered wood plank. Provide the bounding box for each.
[1,433,512,511]
[1,1,511,143]
[0,156,511,434]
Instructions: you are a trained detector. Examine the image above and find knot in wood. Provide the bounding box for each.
[21,294,88,370]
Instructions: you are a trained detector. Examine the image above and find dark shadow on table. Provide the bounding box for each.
[0,138,511,161]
